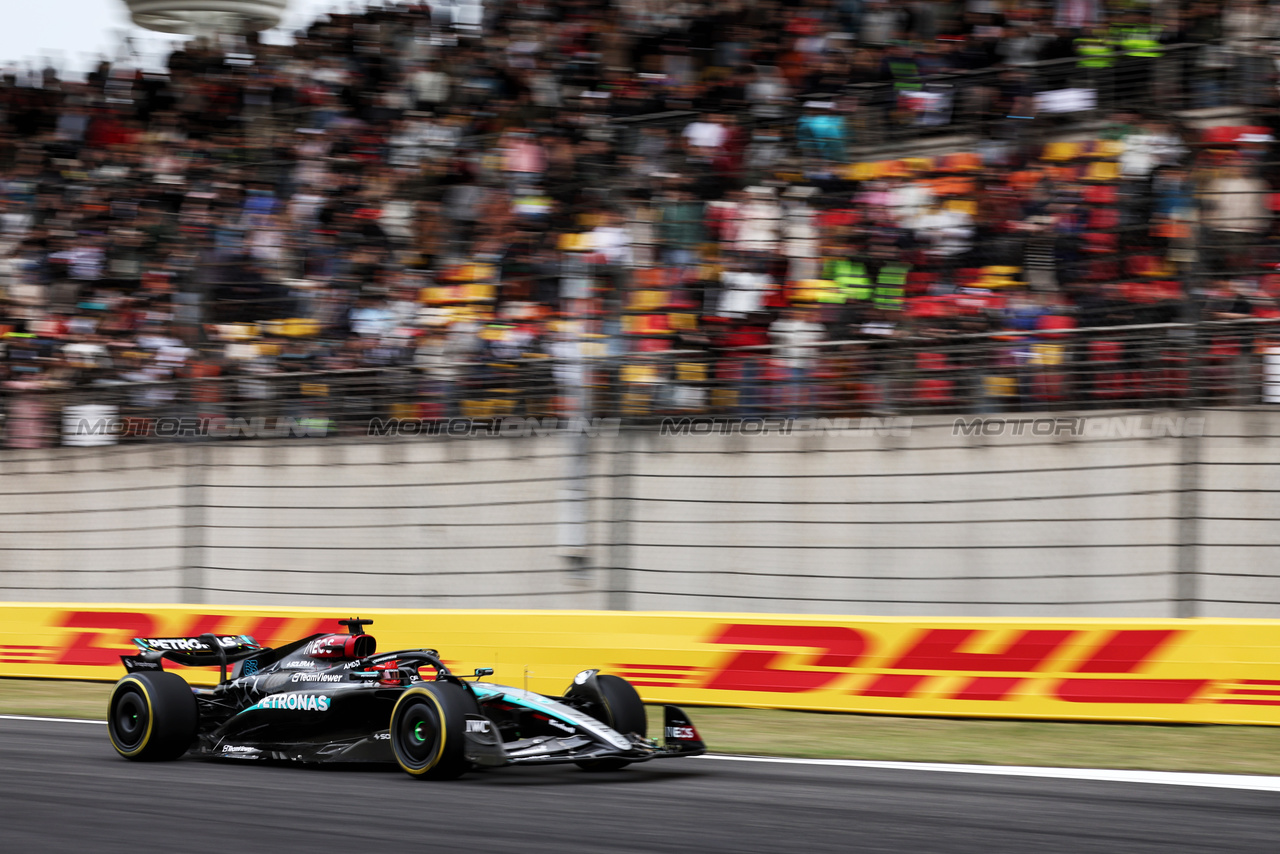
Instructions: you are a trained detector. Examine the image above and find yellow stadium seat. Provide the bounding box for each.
[903,157,934,173]
[629,290,666,311]
[985,376,1018,397]
[945,199,978,216]
[621,391,653,415]
[849,161,882,182]
[460,399,489,418]
[218,323,259,341]
[1029,343,1066,367]
[1092,139,1125,159]
[558,233,591,252]
[389,403,417,419]
[621,364,660,384]
[1085,161,1120,182]
[280,318,321,337]
[669,312,697,331]
[710,388,738,410]
[676,362,707,383]
[1042,141,1081,162]
[982,266,1023,277]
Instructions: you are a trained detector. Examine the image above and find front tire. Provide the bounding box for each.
[576,674,646,772]
[390,682,478,780]
[107,672,198,761]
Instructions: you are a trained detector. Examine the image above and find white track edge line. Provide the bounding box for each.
[1,714,106,725]
[693,754,1280,792]
[4,715,1276,792]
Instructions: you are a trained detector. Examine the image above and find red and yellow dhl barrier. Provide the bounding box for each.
[2,605,1279,725]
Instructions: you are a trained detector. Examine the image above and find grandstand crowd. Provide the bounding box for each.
[2,0,1280,441]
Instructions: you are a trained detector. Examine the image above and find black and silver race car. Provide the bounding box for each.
[107,618,705,778]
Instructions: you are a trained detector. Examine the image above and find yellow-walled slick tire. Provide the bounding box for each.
[107,672,198,761]
[390,682,477,780]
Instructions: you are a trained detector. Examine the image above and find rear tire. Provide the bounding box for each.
[107,672,198,761]
[576,675,646,772]
[390,682,478,780]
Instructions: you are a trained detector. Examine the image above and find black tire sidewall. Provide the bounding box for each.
[576,675,646,772]
[390,681,478,780]
[107,672,198,761]
[597,675,646,737]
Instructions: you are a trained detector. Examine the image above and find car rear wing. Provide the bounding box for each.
[124,633,265,682]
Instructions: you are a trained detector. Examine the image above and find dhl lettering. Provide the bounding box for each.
[888,629,1076,672]
[53,612,332,669]
[1055,679,1210,704]
[858,673,928,698]
[703,624,1209,705]
[55,611,158,667]
[703,624,869,693]
[181,615,331,650]
[849,629,1076,698]
[1073,630,1181,673]
[950,676,1025,702]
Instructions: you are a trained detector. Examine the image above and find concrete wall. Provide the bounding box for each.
[1,409,1277,617]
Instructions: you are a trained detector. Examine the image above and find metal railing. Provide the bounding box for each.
[5,318,1278,447]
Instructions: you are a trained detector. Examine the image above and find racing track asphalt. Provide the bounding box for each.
[1,718,1276,854]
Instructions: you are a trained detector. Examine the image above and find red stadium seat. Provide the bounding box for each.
[915,352,954,405]
[1083,185,1117,205]
[1088,208,1119,230]
[1089,340,1129,400]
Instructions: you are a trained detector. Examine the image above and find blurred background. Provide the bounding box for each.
[1,0,1280,619]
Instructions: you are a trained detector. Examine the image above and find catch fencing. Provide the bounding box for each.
[4,318,1280,446]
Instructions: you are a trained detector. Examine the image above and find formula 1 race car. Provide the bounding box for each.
[106,618,705,778]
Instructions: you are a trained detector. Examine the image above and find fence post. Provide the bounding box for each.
[1175,416,1201,619]
[1173,215,1207,618]
[181,441,205,604]
[607,427,632,611]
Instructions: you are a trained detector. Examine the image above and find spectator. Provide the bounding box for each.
[770,305,825,415]
[1201,153,1272,273]
[0,0,1274,441]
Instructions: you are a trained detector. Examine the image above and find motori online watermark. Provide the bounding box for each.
[952,415,1206,439]
[658,417,913,437]
[367,416,621,438]
[71,416,331,439]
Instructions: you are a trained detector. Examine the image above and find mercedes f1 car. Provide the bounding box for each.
[107,618,705,778]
